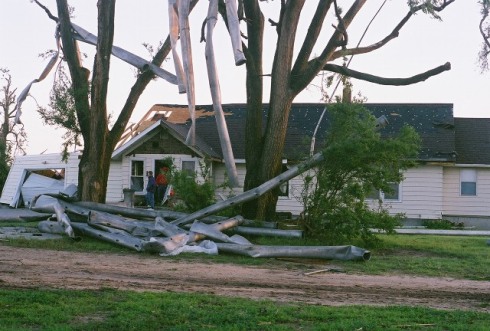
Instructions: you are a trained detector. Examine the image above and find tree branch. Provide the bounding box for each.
[33,0,59,22]
[331,1,457,62]
[322,62,451,86]
[293,0,457,93]
[479,0,490,71]
[291,1,333,76]
[330,30,398,61]
[108,0,200,149]
[56,0,91,139]
[291,0,367,94]
[90,0,116,135]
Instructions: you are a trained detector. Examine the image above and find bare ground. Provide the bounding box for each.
[1,245,489,312]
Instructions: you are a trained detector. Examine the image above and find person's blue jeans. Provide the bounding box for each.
[146,191,155,209]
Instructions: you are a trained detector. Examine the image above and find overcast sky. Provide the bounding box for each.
[1,0,488,154]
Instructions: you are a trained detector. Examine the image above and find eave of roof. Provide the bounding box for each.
[111,120,220,161]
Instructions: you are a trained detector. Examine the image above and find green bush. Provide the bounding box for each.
[300,102,420,245]
[423,219,464,229]
[170,161,216,212]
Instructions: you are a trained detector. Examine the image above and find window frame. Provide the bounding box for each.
[181,160,196,175]
[130,159,145,192]
[277,162,290,198]
[366,182,401,202]
[460,169,477,196]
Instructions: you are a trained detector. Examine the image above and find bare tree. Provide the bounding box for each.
[235,0,467,220]
[0,68,27,164]
[0,69,27,191]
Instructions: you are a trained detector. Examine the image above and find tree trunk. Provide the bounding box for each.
[241,0,265,219]
[77,131,112,202]
[242,1,302,220]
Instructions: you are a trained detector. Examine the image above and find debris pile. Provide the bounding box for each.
[27,193,371,261]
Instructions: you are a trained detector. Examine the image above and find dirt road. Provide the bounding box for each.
[1,245,489,312]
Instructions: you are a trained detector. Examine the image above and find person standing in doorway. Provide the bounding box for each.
[146,171,156,209]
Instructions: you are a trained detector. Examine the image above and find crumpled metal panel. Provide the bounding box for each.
[215,243,371,261]
[71,222,145,252]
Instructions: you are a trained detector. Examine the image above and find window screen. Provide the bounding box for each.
[460,169,477,196]
[383,183,400,201]
[130,160,144,191]
[182,160,196,175]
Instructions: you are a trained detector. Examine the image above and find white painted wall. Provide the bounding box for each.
[378,165,444,220]
[0,152,80,207]
[443,166,490,217]
[105,161,123,203]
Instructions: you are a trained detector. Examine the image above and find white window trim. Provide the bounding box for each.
[366,182,402,203]
[460,169,477,196]
[382,182,402,202]
[130,159,146,193]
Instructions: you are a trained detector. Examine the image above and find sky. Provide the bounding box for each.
[1,0,488,155]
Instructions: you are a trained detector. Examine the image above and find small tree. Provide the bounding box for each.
[0,69,27,191]
[300,102,420,245]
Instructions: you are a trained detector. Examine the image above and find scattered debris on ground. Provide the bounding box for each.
[4,193,371,261]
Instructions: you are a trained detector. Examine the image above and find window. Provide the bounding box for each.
[366,186,381,200]
[278,163,289,197]
[130,160,144,191]
[366,183,400,201]
[383,183,400,201]
[182,160,196,175]
[460,169,477,196]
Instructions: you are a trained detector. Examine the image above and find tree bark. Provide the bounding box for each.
[241,0,265,219]
[242,1,303,220]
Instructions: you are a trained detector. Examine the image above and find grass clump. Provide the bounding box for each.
[1,288,489,331]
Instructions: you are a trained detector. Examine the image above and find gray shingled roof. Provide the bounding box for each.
[454,118,490,164]
[158,103,456,162]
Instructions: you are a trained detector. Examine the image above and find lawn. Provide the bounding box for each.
[1,222,489,330]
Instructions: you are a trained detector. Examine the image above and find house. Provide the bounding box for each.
[2,103,490,229]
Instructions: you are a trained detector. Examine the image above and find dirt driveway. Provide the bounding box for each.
[1,245,489,312]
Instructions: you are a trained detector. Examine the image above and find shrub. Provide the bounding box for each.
[170,161,216,212]
[300,103,420,245]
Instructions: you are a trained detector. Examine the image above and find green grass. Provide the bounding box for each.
[0,288,489,331]
[1,225,489,330]
[334,234,490,280]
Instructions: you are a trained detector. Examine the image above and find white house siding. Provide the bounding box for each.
[443,166,490,217]
[0,152,80,207]
[212,163,247,199]
[276,174,306,215]
[213,162,307,216]
[371,165,444,220]
[105,161,123,203]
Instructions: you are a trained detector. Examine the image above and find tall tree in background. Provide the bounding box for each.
[238,0,464,220]
[0,69,27,190]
